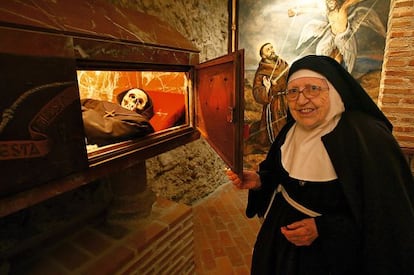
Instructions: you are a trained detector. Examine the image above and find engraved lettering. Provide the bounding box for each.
[0,141,44,159]
[0,144,7,158]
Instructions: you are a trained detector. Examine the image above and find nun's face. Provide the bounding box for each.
[286,77,330,129]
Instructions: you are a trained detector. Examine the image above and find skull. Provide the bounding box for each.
[121,88,148,112]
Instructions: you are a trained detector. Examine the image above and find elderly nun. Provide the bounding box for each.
[227,55,414,275]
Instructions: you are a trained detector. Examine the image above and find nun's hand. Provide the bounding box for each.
[280,218,318,246]
[226,169,261,190]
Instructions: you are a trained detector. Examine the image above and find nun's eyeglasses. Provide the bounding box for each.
[285,84,329,101]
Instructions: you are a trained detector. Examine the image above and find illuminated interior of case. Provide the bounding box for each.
[76,70,189,152]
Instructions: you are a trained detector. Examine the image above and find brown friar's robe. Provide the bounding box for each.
[252,57,289,147]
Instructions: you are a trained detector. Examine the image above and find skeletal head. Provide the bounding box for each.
[121,88,148,111]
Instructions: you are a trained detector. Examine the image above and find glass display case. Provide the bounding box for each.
[0,0,244,215]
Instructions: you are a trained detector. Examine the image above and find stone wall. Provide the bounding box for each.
[109,0,228,62]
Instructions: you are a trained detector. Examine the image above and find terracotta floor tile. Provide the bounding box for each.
[200,248,216,270]
[193,183,261,274]
[218,230,234,247]
[210,239,227,257]
[215,256,235,275]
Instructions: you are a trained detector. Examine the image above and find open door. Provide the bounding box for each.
[195,49,244,177]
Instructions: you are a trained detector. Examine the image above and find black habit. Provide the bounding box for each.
[246,55,414,275]
[247,111,414,274]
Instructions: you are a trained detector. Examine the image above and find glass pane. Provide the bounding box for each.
[76,70,189,153]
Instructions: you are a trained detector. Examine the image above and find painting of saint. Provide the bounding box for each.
[239,0,389,164]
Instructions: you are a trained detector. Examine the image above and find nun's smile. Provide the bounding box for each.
[286,76,331,130]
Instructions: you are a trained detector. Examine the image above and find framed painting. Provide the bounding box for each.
[238,0,390,164]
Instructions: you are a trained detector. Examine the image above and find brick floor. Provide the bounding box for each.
[193,183,261,275]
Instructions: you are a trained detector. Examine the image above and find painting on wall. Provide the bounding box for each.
[239,0,390,166]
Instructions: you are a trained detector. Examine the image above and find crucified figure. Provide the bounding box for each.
[288,0,386,73]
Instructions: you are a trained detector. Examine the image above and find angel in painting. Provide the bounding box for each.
[288,0,386,73]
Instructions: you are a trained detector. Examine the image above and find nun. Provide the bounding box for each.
[227,55,414,275]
